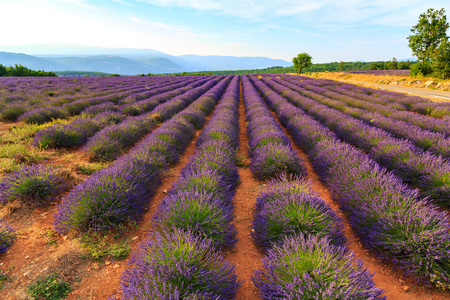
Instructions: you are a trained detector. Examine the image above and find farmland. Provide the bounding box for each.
[0,74,449,299]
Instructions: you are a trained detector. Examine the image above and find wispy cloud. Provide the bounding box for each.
[54,0,98,10]
[137,0,448,27]
[112,0,133,5]
[130,15,198,37]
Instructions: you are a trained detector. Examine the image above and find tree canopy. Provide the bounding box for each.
[292,53,312,74]
[0,64,57,77]
[407,8,449,63]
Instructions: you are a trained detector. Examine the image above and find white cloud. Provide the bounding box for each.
[137,0,450,27]
[129,15,198,37]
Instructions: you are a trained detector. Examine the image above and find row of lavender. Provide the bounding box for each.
[33,77,221,162]
[286,74,450,119]
[248,75,450,290]
[284,75,450,133]
[53,76,231,233]
[242,76,384,298]
[115,75,241,298]
[261,76,450,208]
[0,76,205,123]
[281,76,450,157]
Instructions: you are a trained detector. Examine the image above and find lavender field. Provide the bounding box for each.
[0,74,449,299]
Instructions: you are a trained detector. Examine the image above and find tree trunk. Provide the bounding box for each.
[297,67,303,74]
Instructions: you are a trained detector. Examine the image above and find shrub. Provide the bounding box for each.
[54,154,163,232]
[27,273,71,300]
[153,190,237,249]
[250,143,306,180]
[252,178,346,251]
[115,230,240,299]
[0,105,27,121]
[410,62,433,76]
[18,107,68,124]
[0,164,66,206]
[253,235,385,299]
[170,166,234,206]
[0,221,15,255]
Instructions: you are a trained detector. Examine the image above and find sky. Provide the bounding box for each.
[0,0,449,63]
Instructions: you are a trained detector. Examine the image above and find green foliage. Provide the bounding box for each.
[433,38,450,79]
[27,273,71,300]
[292,52,312,74]
[79,232,131,261]
[410,61,434,76]
[0,273,10,289]
[0,64,56,77]
[407,8,449,63]
[76,162,106,175]
[387,57,398,70]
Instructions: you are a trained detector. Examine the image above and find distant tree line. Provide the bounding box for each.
[160,60,417,76]
[0,64,57,77]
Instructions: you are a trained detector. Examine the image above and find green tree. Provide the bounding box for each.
[407,8,449,63]
[434,39,450,79]
[0,64,7,76]
[339,61,345,71]
[292,52,312,74]
[388,57,398,70]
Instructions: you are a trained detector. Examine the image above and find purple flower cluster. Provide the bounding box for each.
[244,76,384,298]
[53,77,231,233]
[18,107,68,124]
[33,111,125,148]
[120,77,209,116]
[282,76,450,157]
[251,75,450,288]
[83,115,155,162]
[283,75,450,136]
[253,235,385,299]
[242,76,306,180]
[115,230,240,299]
[252,176,347,251]
[0,164,66,206]
[151,76,226,122]
[115,76,241,299]
[0,220,15,255]
[262,76,450,207]
[153,75,240,248]
[80,101,119,116]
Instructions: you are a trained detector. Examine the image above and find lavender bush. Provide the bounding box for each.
[253,235,385,299]
[0,164,66,206]
[153,190,237,249]
[252,177,346,251]
[115,230,240,299]
[0,220,15,255]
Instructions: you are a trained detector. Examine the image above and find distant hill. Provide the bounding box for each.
[0,44,292,75]
[0,52,67,71]
[43,55,186,75]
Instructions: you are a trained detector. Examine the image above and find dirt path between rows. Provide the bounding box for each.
[226,86,264,300]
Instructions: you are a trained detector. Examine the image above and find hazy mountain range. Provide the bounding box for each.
[0,44,292,75]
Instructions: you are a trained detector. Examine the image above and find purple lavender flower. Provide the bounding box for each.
[253,235,385,299]
[115,230,240,299]
[0,164,66,206]
[0,220,15,255]
[153,190,237,249]
[252,177,346,250]
[250,143,306,180]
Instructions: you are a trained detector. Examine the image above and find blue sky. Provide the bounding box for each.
[1,0,449,62]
